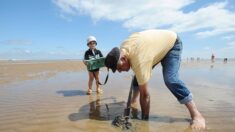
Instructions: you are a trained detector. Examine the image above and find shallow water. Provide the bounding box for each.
[0,61,235,132]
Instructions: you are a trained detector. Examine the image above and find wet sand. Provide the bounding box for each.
[0,60,235,132]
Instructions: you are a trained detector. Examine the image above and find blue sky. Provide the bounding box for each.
[0,0,235,60]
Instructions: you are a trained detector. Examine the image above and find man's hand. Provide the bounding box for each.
[139,83,150,120]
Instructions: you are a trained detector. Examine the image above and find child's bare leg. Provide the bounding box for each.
[94,71,102,93]
[87,72,94,94]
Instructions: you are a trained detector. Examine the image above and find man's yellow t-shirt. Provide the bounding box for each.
[120,29,177,85]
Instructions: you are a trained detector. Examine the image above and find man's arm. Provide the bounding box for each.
[139,83,150,120]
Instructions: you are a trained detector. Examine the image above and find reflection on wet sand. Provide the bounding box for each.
[68,93,192,131]
[0,60,235,131]
[88,95,106,120]
[150,115,190,124]
[69,95,126,121]
[57,90,87,97]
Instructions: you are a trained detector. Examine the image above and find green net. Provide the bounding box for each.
[86,57,106,71]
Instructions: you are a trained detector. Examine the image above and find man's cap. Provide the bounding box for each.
[105,47,120,73]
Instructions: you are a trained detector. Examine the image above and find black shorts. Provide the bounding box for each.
[88,68,99,72]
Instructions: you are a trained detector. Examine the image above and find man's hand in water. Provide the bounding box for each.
[139,83,150,120]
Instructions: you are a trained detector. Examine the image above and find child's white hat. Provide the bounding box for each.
[87,36,97,44]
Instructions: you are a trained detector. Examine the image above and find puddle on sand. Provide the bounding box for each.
[68,95,141,131]
[69,96,127,121]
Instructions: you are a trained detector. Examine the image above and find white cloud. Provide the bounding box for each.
[24,50,32,54]
[53,0,235,37]
[222,35,235,40]
[0,39,32,45]
[228,41,235,46]
[219,45,235,55]
[203,46,211,50]
[49,51,56,55]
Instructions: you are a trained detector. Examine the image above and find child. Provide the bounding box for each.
[83,36,103,95]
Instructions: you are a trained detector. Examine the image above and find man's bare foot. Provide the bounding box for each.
[191,115,206,130]
[185,101,206,130]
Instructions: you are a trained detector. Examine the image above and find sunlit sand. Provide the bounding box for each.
[0,60,235,131]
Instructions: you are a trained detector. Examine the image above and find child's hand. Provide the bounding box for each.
[83,60,87,66]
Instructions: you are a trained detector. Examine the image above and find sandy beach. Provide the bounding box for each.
[0,60,235,132]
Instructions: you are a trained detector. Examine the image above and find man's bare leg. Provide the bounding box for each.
[131,90,139,104]
[185,101,206,130]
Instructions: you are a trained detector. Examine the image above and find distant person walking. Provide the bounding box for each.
[211,53,215,63]
[224,58,228,63]
[83,36,103,95]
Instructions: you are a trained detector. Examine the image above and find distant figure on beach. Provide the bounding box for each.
[210,64,214,69]
[224,58,228,63]
[197,57,200,62]
[211,54,215,63]
[83,36,103,95]
[105,29,206,130]
[190,57,194,62]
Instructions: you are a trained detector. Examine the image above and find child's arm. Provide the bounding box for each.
[83,60,87,65]
[98,50,104,57]
[83,51,89,65]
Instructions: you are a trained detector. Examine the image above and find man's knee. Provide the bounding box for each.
[164,76,179,88]
[164,77,182,89]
